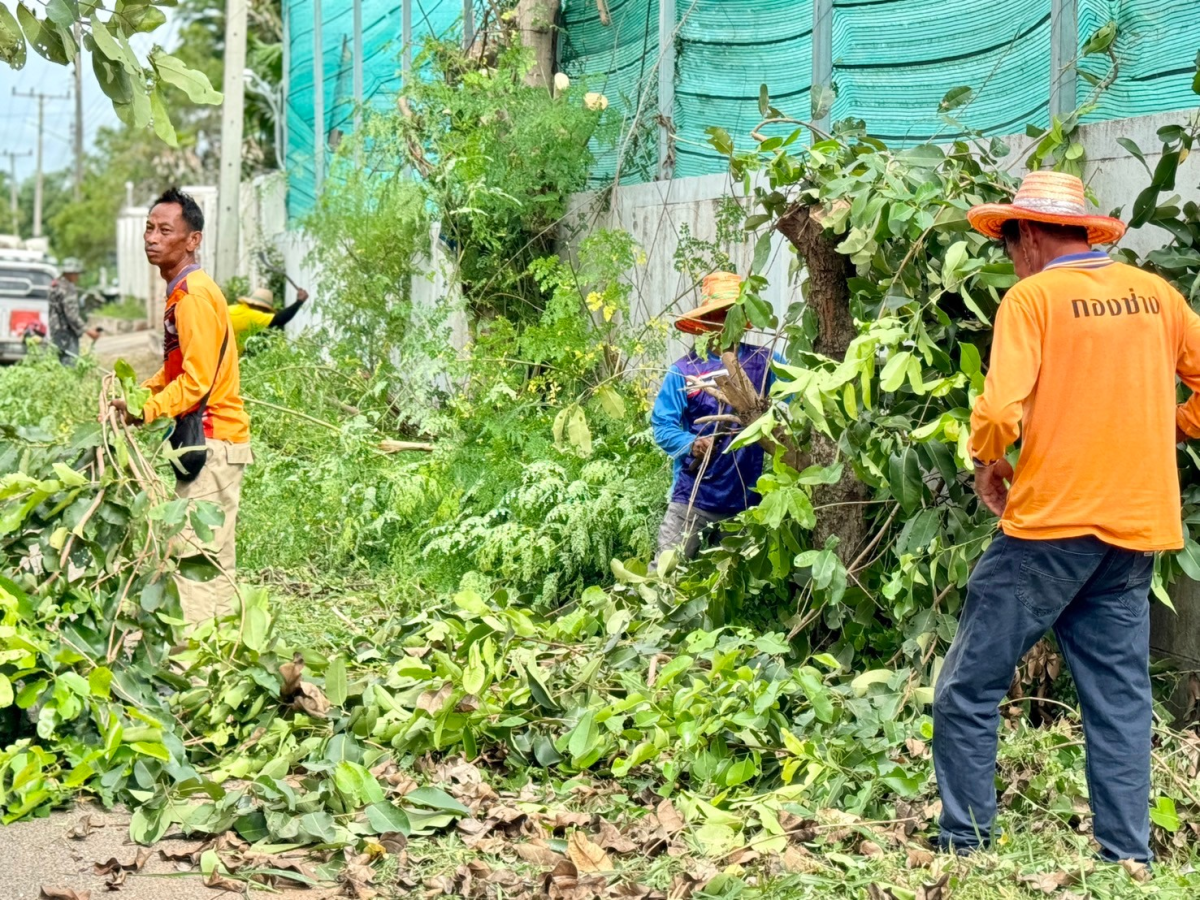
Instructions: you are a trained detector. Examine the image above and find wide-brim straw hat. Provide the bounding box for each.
[968,171,1126,245]
[240,287,275,312]
[676,272,743,334]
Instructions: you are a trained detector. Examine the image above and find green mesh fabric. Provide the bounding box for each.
[283,0,1200,212]
[558,0,661,186]
[674,1,815,179]
[285,0,467,219]
[1078,0,1200,123]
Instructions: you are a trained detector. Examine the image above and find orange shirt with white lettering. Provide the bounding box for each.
[970,252,1200,551]
[142,266,250,444]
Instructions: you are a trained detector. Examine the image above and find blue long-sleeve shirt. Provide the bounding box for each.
[651,343,781,514]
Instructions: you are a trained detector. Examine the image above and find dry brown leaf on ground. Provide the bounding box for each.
[1017,869,1082,894]
[725,846,761,866]
[656,799,685,836]
[415,682,453,714]
[568,831,613,873]
[544,860,609,900]
[915,874,951,900]
[777,811,818,844]
[906,847,935,869]
[40,889,90,900]
[515,839,566,867]
[905,738,929,759]
[104,868,127,889]
[666,872,708,900]
[338,850,378,899]
[550,810,593,831]
[203,870,245,893]
[1121,859,1152,883]
[66,814,106,840]
[607,884,666,899]
[595,820,637,854]
[859,840,884,858]
[94,847,152,876]
[279,653,331,718]
[778,845,821,875]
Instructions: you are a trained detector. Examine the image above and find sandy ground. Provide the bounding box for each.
[0,803,328,899]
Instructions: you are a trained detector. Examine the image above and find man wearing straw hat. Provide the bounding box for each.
[650,272,781,564]
[228,286,309,353]
[933,170,1200,863]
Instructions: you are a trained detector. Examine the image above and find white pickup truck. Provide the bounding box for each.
[0,240,56,364]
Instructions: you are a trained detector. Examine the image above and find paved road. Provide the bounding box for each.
[0,803,325,899]
[92,331,161,382]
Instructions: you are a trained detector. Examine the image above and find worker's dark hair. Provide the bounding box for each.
[1000,218,1088,244]
[151,187,204,233]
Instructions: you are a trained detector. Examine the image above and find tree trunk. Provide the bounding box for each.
[775,204,870,565]
[516,0,560,87]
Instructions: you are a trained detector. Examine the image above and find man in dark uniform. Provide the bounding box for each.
[48,258,99,364]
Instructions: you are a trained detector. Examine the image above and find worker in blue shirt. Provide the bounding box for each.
[651,272,781,563]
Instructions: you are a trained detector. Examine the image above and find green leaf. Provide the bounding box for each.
[595,386,625,419]
[751,231,772,275]
[0,4,27,67]
[92,47,133,104]
[1150,795,1180,832]
[405,786,470,816]
[1081,21,1117,57]
[880,351,912,393]
[298,811,336,843]
[888,448,924,514]
[149,49,223,104]
[1151,151,1180,191]
[1175,538,1200,581]
[851,669,892,697]
[0,673,12,708]
[365,802,411,836]
[798,672,834,723]
[567,709,598,764]
[326,656,348,707]
[150,86,178,146]
[758,83,770,118]
[1117,137,1148,173]
[939,86,974,111]
[17,3,70,63]
[811,84,835,121]
[44,0,77,30]
[129,806,168,844]
[705,126,733,157]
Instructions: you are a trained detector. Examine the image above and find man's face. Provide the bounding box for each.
[1003,224,1038,280]
[64,272,80,285]
[144,202,201,269]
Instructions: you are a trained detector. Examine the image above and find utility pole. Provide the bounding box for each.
[12,87,71,238]
[1,149,32,235]
[73,23,84,202]
[216,0,248,285]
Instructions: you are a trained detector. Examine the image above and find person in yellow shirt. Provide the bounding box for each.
[228,286,309,353]
[932,171,1200,864]
[112,187,252,627]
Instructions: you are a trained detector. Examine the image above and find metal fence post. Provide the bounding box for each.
[402,0,412,77]
[353,0,364,137]
[1049,0,1079,120]
[812,0,833,131]
[464,0,474,50]
[313,0,325,193]
[658,0,676,180]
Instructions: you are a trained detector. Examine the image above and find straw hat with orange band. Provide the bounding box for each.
[967,170,1125,245]
[676,272,743,334]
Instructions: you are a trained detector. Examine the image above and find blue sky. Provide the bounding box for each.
[0,18,181,184]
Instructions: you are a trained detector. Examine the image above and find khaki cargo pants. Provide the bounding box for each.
[174,439,252,625]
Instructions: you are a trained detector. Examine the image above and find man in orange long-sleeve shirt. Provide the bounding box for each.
[933,171,1200,864]
[113,187,252,627]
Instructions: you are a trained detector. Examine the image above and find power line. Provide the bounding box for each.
[11,87,71,238]
[0,149,32,234]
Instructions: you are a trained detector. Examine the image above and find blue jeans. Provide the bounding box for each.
[933,533,1154,862]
